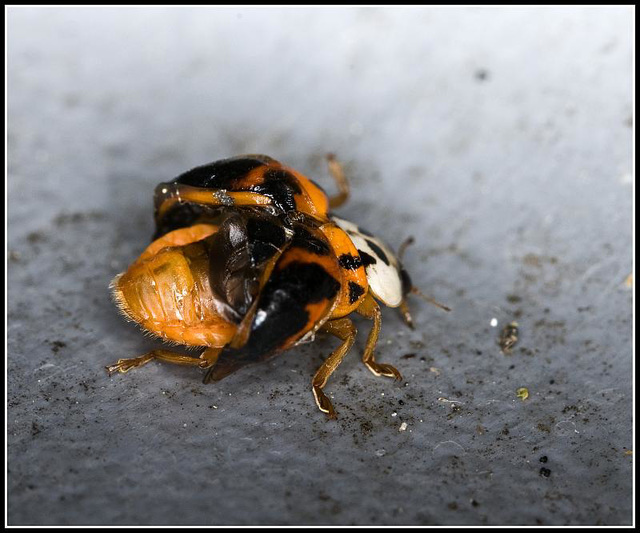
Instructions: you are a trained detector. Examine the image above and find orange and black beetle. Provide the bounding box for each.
[107,154,448,418]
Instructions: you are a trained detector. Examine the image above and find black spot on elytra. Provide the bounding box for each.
[171,157,306,215]
[338,253,363,270]
[251,169,302,212]
[247,216,287,264]
[348,282,365,304]
[252,181,296,212]
[358,250,377,267]
[235,261,340,359]
[292,226,330,255]
[365,239,390,265]
[174,157,265,188]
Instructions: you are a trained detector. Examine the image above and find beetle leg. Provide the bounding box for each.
[356,293,403,381]
[326,154,350,209]
[398,300,415,329]
[155,183,273,219]
[313,318,358,419]
[106,347,222,375]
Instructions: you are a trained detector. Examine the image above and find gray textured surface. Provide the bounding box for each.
[7,6,633,526]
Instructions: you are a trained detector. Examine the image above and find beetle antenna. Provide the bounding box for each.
[410,286,451,312]
[398,236,415,261]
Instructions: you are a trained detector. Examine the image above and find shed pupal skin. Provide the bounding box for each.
[111,225,237,348]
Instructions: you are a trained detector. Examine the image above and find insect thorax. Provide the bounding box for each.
[330,216,406,308]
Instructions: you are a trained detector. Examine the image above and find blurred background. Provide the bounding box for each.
[8,6,633,525]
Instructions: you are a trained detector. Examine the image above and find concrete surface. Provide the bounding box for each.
[7,6,634,525]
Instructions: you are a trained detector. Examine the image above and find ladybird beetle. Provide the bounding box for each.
[107,154,449,418]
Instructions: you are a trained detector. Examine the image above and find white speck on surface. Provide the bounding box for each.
[391,412,397,417]
[375,449,386,457]
[490,318,498,327]
[399,422,408,432]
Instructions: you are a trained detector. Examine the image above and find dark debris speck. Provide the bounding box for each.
[49,340,67,353]
[474,69,490,81]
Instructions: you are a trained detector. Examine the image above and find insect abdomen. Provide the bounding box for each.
[112,241,236,347]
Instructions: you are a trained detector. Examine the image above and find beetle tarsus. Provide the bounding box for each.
[313,386,338,419]
[106,353,155,375]
[365,361,403,381]
[106,348,221,376]
[312,318,358,419]
[356,293,403,381]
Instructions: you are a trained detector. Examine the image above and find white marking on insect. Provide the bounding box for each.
[331,216,404,307]
[254,309,267,327]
